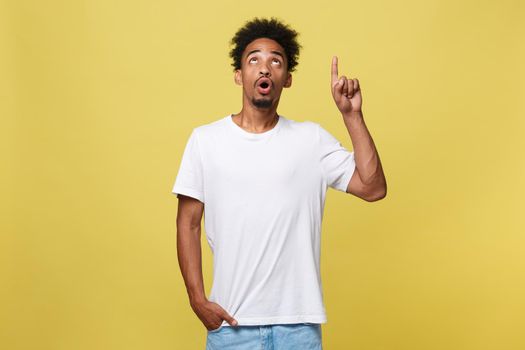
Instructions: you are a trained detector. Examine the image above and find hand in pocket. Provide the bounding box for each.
[191,299,238,331]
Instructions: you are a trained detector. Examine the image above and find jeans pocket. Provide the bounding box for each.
[208,325,222,333]
[302,323,321,330]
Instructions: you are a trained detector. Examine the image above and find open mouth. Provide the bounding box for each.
[256,78,272,95]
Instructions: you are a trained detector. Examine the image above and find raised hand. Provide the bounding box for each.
[331,56,362,115]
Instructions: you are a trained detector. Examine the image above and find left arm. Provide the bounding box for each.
[342,111,386,201]
[331,56,387,202]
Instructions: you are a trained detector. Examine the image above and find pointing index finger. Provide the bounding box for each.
[331,56,339,85]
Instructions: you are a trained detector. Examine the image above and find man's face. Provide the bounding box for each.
[235,38,292,109]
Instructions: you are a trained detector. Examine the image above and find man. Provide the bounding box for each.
[173,17,386,349]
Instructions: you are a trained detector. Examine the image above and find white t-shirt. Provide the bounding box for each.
[172,114,356,328]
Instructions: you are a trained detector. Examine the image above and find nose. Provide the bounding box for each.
[259,66,271,77]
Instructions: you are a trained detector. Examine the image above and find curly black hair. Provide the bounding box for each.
[229,17,301,72]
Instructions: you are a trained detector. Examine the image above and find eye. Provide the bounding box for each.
[272,58,281,65]
[249,57,257,63]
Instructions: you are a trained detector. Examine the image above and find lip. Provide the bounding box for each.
[255,77,273,88]
[255,77,273,95]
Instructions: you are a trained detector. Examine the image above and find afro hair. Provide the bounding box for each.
[229,17,301,72]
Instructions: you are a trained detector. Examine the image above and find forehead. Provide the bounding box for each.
[242,38,286,57]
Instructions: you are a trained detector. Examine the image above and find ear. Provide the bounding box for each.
[284,72,292,88]
[234,69,243,86]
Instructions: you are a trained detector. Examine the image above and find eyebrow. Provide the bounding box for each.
[246,49,285,60]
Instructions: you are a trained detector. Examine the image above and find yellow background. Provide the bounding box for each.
[2,0,524,349]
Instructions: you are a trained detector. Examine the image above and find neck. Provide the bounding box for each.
[232,98,280,133]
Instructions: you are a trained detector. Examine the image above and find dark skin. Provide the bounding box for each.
[231,37,292,132]
[177,37,386,332]
[176,194,236,331]
[178,38,290,332]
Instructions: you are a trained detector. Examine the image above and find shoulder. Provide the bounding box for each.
[191,115,230,138]
[283,116,319,129]
[281,116,320,137]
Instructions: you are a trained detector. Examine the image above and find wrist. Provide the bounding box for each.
[189,292,207,307]
[342,110,363,119]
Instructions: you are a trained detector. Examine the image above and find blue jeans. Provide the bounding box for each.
[206,323,322,350]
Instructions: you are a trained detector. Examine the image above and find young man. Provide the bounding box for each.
[173,17,386,349]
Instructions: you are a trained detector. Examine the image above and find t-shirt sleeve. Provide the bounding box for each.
[317,123,356,193]
[172,129,205,203]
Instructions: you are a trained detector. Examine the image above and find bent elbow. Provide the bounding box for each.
[363,186,387,202]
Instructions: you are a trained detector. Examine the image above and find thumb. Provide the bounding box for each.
[222,311,238,327]
[332,78,344,100]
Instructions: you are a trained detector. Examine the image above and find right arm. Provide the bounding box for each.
[176,194,238,330]
[176,194,206,306]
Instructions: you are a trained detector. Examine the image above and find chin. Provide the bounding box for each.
[252,97,273,109]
